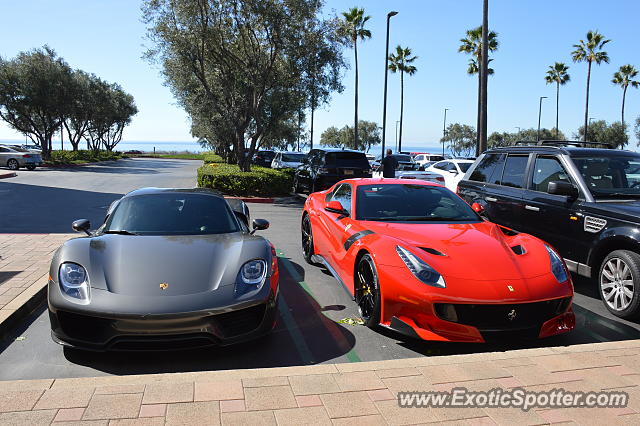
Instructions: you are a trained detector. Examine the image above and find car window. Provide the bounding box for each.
[104,193,240,235]
[325,152,369,169]
[532,156,571,192]
[458,162,472,173]
[500,155,529,188]
[282,153,304,162]
[0,147,9,152]
[572,154,640,198]
[445,163,458,172]
[434,161,449,170]
[415,155,423,161]
[330,183,352,215]
[470,154,498,182]
[356,184,479,222]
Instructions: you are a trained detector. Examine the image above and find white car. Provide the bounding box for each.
[425,159,475,192]
[271,151,306,169]
[413,153,445,169]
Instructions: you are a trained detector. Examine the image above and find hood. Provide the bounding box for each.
[68,233,266,297]
[365,221,549,281]
[587,200,640,223]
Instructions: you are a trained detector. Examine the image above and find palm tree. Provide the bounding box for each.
[459,26,498,146]
[612,64,639,127]
[388,45,417,151]
[342,7,371,149]
[545,62,571,138]
[572,31,610,141]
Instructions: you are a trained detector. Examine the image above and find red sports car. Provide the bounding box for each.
[301,178,575,343]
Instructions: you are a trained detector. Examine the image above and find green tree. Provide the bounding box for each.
[388,45,417,152]
[458,26,498,148]
[574,120,628,148]
[545,62,571,138]
[441,123,477,157]
[572,31,611,142]
[488,131,518,148]
[636,116,640,144]
[320,120,380,151]
[0,46,74,159]
[341,7,371,152]
[612,64,639,127]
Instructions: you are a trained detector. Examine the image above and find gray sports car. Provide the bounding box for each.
[47,188,279,351]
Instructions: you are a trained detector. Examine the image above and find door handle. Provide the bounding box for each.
[485,196,497,202]
[525,205,540,212]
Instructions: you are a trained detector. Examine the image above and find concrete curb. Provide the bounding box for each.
[0,275,48,342]
[0,171,17,179]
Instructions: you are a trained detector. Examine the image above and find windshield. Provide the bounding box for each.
[104,193,240,235]
[282,153,305,162]
[458,163,472,173]
[394,155,414,163]
[356,184,480,222]
[572,154,640,199]
[325,152,369,168]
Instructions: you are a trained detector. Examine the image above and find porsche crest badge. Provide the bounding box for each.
[159,282,169,290]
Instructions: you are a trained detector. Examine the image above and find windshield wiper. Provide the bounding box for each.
[103,230,140,236]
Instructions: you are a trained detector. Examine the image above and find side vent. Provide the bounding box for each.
[584,216,607,233]
[511,245,526,255]
[499,226,519,236]
[420,247,446,256]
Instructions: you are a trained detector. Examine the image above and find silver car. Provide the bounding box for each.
[0,145,43,170]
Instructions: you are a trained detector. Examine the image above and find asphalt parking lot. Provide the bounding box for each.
[1,158,640,381]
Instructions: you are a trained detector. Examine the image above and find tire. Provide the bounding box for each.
[301,214,315,264]
[598,250,640,319]
[356,254,382,328]
[292,177,300,194]
[26,164,36,171]
[7,159,19,170]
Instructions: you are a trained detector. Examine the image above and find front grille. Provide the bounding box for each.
[434,297,571,330]
[109,334,218,351]
[216,304,266,337]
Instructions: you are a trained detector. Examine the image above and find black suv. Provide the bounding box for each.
[458,142,640,319]
[293,148,371,193]
[252,150,276,168]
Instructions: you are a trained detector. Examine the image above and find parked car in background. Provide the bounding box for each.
[365,153,375,165]
[271,151,305,169]
[414,153,446,169]
[21,144,42,153]
[0,145,43,170]
[458,141,640,319]
[293,148,371,194]
[371,153,417,172]
[425,159,475,192]
[252,150,276,168]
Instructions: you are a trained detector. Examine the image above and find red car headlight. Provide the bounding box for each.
[396,245,446,288]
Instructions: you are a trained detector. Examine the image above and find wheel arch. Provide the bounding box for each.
[588,235,640,276]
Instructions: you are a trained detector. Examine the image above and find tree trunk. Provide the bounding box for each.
[476,70,481,154]
[398,70,404,152]
[353,38,359,150]
[584,60,592,142]
[555,81,560,139]
[310,106,315,150]
[622,85,627,128]
[479,0,489,154]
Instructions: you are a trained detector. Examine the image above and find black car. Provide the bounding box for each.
[458,141,640,319]
[293,148,371,193]
[371,153,418,171]
[252,150,276,168]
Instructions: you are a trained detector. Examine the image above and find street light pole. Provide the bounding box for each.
[381,10,398,160]
[395,120,400,151]
[442,108,449,157]
[537,96,547,142]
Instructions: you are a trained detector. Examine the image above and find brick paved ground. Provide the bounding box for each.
[0,340,639,425]
[0,234,74,328]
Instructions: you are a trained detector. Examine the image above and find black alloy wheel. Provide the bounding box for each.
[301,214,315,264]
[356,254,381,328]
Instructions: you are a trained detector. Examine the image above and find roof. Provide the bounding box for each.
[337,178,439,187]
[277,151,305,154]
[124,187,223,198]
[485,145,639,157]
[314,147,363,153]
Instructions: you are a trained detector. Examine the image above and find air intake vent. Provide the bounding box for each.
[421,247,446,256]
[511,245,526,255]
[499,226,519,236]
[584,216,607,233]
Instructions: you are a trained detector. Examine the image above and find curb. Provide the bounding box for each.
[0,172,17,179]
[0,276,48,342]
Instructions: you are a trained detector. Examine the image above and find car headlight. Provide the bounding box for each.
[396,246,446,288]
[545,245,568,283]
[59,262,90,303]
[240,259,267,285]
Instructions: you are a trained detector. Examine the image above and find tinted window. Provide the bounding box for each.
[458,163,472,173]
[394,155,413,163]
[330,184,352,215]
[573,154,640,198]
[500,155,529,188]
[469,153,503,183]
[325,152,369,168]
[356,184,479,222]
[104,193,240,235]
[282,153,305,162]
[428,155,445,162]
[532,156,571,192]
[434,161,450,170]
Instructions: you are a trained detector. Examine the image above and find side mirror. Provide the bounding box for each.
[325,200,348,215]
[251,219,269,234]
[548,181,578,199]
[72,219,91,236]
[471,203,485,214]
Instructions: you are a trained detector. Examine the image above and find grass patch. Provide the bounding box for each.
[129,152,224,163]
[197,163,293,197]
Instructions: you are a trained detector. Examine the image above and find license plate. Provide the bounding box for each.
[343,169,354,175]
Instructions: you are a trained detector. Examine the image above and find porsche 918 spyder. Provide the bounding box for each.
[301,179,575,343]
[48,188,279,351]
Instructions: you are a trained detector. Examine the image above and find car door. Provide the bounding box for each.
[520,154,582,258]
[318,183,355,273]
[482,154,529,231]
[0,147,10,166]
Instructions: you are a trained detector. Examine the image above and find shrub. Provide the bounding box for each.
[47,150,124,164]
[197,163,292,196]
[203,153,224,163]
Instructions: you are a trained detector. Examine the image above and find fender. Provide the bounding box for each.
[587,227,640,269]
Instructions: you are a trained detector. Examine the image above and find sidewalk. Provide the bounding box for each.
[0,340,639,425]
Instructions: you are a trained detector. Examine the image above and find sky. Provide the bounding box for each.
[1,0,639,148]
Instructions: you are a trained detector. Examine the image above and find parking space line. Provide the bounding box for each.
[276,249,363,363]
